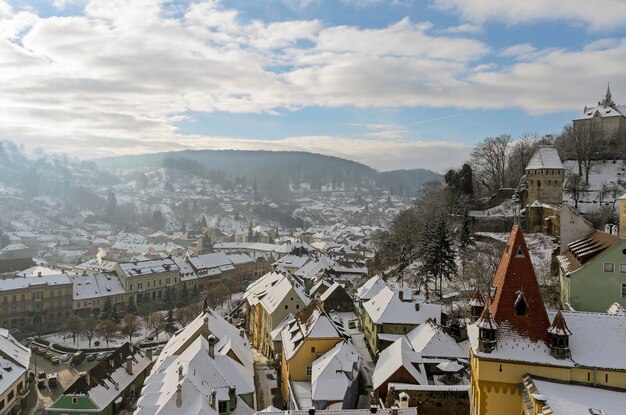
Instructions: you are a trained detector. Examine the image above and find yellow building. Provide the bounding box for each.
[0,273,72,330]
[468,226,626,415]
[279,301,345,407]
[619,193,626,238]
[244,271,310,358]
[115,258,180,304]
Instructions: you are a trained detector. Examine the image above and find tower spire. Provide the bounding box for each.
[602,82,614,107]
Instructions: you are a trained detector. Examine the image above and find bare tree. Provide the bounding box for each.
[96,320,119,347]
[81,318,98,348]
[565,172,588,210]
[121,313,140,342]
[561,123,600,185]
[508,133,539,182]
[175,307,195,327]
[148,312,165,341]
[470,135,511,193]
[64,316,85,346]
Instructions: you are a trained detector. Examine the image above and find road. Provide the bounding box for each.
[25,352,99,414]
[350,332,376,409]
[252,348,283,411]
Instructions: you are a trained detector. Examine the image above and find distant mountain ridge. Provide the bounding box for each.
[95,149,441,195]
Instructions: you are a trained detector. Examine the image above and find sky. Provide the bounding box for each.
[1,0,626,172]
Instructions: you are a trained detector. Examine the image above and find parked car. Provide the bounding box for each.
[51,356,60,365]
[86,353,97,362]
[47,373,58,388]
[72,351,85,364]
[37,371,46,389]
[60,354,72,363]
[96,352,108,360]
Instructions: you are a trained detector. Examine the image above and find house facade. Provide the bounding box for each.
[0,329,30,415]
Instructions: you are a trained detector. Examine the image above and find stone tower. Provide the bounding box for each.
[525,146,564,206]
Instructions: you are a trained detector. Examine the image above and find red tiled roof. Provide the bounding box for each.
[487,226,550,343]
[557,230,623,275]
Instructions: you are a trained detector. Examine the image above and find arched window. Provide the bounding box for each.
[537,180,541,188]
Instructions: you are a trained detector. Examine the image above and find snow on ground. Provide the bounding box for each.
[476,232,555,266]
[469,199,516,217]
[563,159,625,214]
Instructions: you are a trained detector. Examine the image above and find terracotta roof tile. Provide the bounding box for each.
[487,226,550,343]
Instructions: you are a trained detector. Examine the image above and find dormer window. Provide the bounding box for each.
[514,290,528,316]
[515,246,525,258]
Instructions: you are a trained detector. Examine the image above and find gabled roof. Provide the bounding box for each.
[556,231,623,275]
[281,301,344,360]
[487,226,550,343]
[372,338,427,390]
[356,275,387,301]
[362,286,441,325]
[525,146,563,170]
[405,320,467,360]
[244,272,310,315]
[311,341,360,402]
[468,289,484,308]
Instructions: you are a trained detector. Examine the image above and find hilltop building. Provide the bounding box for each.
[573,84,626,152]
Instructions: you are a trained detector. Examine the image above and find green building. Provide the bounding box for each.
[558,230,626,312]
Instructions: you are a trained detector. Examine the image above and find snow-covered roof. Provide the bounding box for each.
[136,337,255,415]
[469,310,626,370]
[356,275,387,301]
[154,309,253,376]
[574,103,626,120]
[69,273,126,301]
[525,146,563,170]
[531,376,626,415]
[0,328,30,369]
[362,287,441,325]
[311,341,360,402]
[281,302,344,360]
[372,338,427,390]
[244,272,310,315]
[56,343,151,411]
[15,266,58,277]
[406,320,467,360]
[118,258,179,278]
[0,273,72,291]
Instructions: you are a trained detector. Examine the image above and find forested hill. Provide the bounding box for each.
[94,150,441,195]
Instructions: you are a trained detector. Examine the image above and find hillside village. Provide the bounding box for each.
[2,87,626,415]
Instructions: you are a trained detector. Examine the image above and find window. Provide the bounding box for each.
[306,366,312,376]
[620,264,626,273]
[621,283,626,298]
[285,305,288,309]
[218,401,228,413]
[72,397,77,405]
[604,263,615,272]
[310,346,316,353]
[0,399,4,410]
[7,391,14,402]
[515,246,525,258]
[296,304,300,309]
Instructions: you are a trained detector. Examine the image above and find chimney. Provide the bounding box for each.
[398,290,404,301]
[126,356,133,375]
[178,366,183,381]
[38,272,42,277]
[229,386,237,410]
[176,384,182,408]
[239,328,245,338]
[612,224,618,236]
[414,303,420,312]
[208,334,216,358]
[85,372,90,387]
[605,224,612,234]
[398,392,409,409]
[211,389,217,408]
[391,405,399,415]
[308,408,315,415]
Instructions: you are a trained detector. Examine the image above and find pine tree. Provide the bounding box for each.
[165,306,176,334]
[191,284,200,300]
[419,216,457,300]
[459,211,473,249]
[102,298,113,320]
[178,284,189,307]
[126,297,137,314]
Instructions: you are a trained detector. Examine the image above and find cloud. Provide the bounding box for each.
[433,0,626,31]
[442,23,482,34]
[0,0,626,169]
